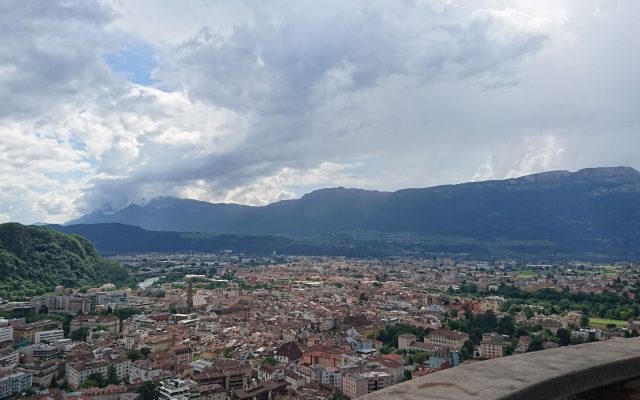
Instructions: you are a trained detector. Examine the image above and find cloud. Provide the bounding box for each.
[1,0,639,224]
[506,135,566,178]
[472,154,495,181]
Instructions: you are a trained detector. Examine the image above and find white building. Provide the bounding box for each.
[0,319,12,344]
[0,370,32,399]
[159,379,198,400]
[320,367,342,389]
[129,360,162,382]
[66,356,130,390]
[34,329,64,344]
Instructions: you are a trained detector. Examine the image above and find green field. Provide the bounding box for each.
[517,269,536,278]
[589,318,627,328]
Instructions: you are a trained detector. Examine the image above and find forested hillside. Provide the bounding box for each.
[0,223,130,300]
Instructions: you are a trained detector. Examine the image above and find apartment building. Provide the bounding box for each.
[66,356,130,390]
[0,370,32,400]
[479,332,507,359]
[0,320,13,343]
[34,329,64,344]
[342,371,392,399]
[70,315,119,335]
[13,319,62,342]
[423,329,469,350]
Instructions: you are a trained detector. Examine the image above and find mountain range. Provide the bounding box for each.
[66,167,640,259]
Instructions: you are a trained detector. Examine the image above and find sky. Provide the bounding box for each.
[1,0,639,224]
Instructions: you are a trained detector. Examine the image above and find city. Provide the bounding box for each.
[2,253,640,399]
[2,0,640,399]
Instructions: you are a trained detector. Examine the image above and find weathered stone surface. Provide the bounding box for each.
[361,338,640,400]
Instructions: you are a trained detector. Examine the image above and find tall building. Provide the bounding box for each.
[0,370,32,399]
[342,371,392,399]
[66,357,130,390]
[34,329,64,344]
[480,332,507,359]
[0,320,13,343]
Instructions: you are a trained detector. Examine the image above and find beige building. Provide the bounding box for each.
[479,332,507,359]
[139,334,172,352]
[342,371,392,399]
[424,329,469,350]
[66,356,130,390]
[70,315,119,335]
[398,333,417,350]
[13,320,63,342]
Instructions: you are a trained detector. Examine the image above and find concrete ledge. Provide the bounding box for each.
[361,337,640,400]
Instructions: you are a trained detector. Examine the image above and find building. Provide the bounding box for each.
[192,362,253,393]
[368,356,405,384]
[0,370,32,400]
[0,348,18,368]
[424,329,469,350]
[480,332,507,359]
[310,366,343,389]
[196,384,226,400]
[0,320,13,343]
[139,334,172,352]
[275,341,303,365]
[398,334,417,350]
[159,378,199,400]
[129,360,162,382]
[342,371,392,399]
[231,380,288,400]
[303,346,343,367]
[13,319,62,342]
[19,360,59,388]
[34,329,64,344]
[30,344,59,361]
[66,356,130,390]
[70,315,119,335]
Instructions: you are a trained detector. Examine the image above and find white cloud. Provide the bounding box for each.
[472,154,495,181]
[506,135,566,178]
[0,0,639,224]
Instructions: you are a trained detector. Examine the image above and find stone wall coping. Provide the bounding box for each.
[361,337,640,400]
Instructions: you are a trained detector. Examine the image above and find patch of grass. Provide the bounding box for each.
[589,318,626,328]
[517,269,536,278]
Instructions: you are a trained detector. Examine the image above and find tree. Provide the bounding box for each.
[71,327,89,342]
[527,337,544,352]
[332,392,350,400]
[127,348,143,361]
[106,365,119,385]
[497,315,516,337]
[460,340,475,360]
[556,328,571,346]
[137,381,160,400]
[403,370,413,381]
[580,314,590,328]
[140,347,152,358]
[223,347,235,358]
[80,373,105,388]
[263,356,277,366]
[413,352,427,365]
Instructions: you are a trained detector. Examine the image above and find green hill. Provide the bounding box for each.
[0,223,130,300]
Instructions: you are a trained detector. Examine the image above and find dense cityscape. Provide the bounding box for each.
[2,253,640,399]
[2,0,640,399]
